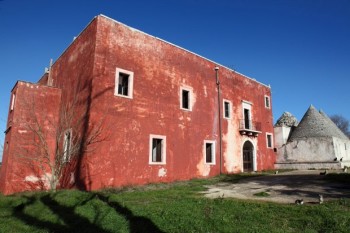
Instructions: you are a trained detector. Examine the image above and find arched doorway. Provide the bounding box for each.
[243,141,254,172]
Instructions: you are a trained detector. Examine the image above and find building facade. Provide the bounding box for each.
[0,15,275,195]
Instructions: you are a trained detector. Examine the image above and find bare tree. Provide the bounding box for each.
[330,114,350,138]
[14,83,107,192]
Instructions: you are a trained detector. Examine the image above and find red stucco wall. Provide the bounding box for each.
[0,82,61,194]
[77,16,275,190]
[0,15,275,194]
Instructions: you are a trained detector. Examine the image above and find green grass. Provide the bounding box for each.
[0,174,350,233]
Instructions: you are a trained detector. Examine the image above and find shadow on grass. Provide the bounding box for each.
[95,193,164,233]
[218,172,350,200]
[12,192,164,233]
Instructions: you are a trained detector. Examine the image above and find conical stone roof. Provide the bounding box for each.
[289,105,349,141]
[274,112,299,127]
[319,109,349,140]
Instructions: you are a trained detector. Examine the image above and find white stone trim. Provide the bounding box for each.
[223,99,232,119]
[266,133,273,149]
[180,86,193,111]
[241,139,257,171]
[10,93,16,111]
[264,95,271,109]
[149,134,166,165]
[114,67,134,99]
[204,140,216,165]
[242,101,252,121]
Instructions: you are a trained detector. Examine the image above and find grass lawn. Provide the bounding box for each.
[0,173,349,233]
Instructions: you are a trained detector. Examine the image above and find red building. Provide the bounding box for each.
[0,15,275,195]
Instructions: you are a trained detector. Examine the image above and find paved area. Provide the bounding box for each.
[202,170,350,204]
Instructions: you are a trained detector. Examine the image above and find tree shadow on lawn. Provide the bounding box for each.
[12,192,164,233]
[221,173,350,200]
[95,193,165,233]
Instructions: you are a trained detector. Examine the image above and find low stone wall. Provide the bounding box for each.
[275,161,341,170]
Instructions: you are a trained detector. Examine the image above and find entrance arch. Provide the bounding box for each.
[242,141,254,172]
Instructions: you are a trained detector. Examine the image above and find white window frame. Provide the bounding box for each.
[63,129,72,162]
[114,68,134,99]
[264,95,271,109]
[180,86,192,111]
[10,93,16,111]
[266,133,273,149]
[223,99,232,119]
[242,101,252,119]
[149,134,166,165]
[204,140,216,165]
[242,101,252,130]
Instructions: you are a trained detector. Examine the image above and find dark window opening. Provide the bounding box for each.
[206,143,213,163]
[244,108,250,129]
[182,90,190,109]
[224,102,230,118]
[267,134,272,148]
[265,96,270,108]
[152,138,163,162]
[118,73,129,96]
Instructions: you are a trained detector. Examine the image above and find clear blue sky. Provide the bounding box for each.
[1,0,350,161]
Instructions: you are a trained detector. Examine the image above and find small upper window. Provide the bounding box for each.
[204,140,216,164]
[266,133,273,148]
[114,68,134,99]
[10,93,16,111]
[223,100,231,119]
[149,134,166,164]
[265,95,270,109]
[180,86,192,111]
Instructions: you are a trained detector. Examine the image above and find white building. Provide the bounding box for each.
[275,105,350,169]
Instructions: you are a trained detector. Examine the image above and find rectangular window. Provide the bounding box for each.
[114,68,134,99]
[242,101,252,130]
[223,100,231,119]
[265,95,270,109]
[182,90,189,109]
[63,129,72,162]
[180,86,192,111]
[204,140,216,164]
[266,133,273,148]
[244,108,251,129]
[10,93,16,111]
[149,134,166,164]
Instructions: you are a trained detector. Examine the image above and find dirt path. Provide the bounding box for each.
[202,170,350,204]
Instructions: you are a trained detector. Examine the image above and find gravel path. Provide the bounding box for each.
[202,170,350,204]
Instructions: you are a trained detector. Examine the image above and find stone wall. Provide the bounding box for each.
[275,161,341,170]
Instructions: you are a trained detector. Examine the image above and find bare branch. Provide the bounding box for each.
[330,114,350,138]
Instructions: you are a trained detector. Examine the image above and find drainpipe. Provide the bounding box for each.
[215,66,223,175]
